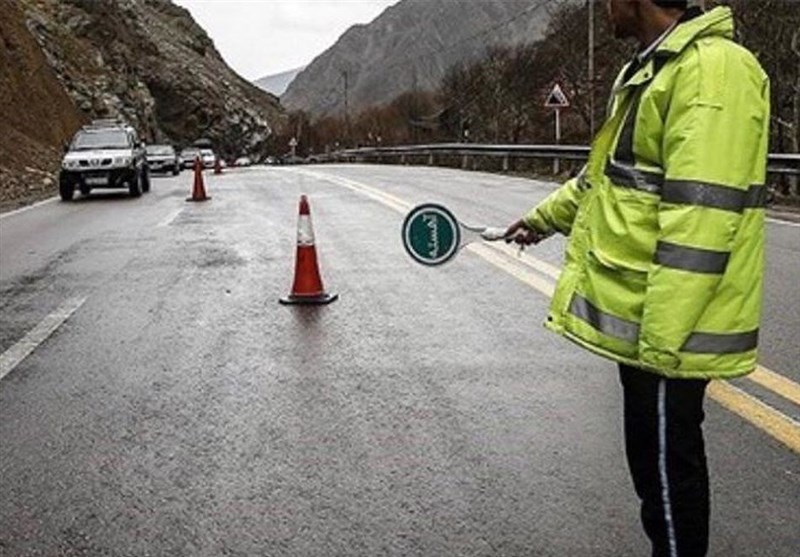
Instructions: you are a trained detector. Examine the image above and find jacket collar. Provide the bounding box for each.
[656,6,734,56]
[617,7,733,91]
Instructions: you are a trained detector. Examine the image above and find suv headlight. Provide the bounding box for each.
[63,159,79,170]
[114,156,134,167]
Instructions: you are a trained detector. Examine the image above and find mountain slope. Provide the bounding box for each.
[282,0,578,117]
[254,66,304,97]
[19,0,285,159]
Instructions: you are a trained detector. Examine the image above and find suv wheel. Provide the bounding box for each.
[79,184,91,196]
[59,178,75,201]
[142,167,151,193]
[128,170,142,197]
[172,165,180,176]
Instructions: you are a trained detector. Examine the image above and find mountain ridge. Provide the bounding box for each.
[254,66,305,97]
[282,0,579,117]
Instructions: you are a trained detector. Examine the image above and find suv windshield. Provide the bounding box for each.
[147,145,174,156]
[72,129,131,151]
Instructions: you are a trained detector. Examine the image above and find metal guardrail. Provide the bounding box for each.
[320,143,800,175]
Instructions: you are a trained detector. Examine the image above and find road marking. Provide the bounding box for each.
[708,381,800,454]
[158,207,184,228]
[467,243,555,297]
[750,365,800,407]
[486,242,562,281]
[293,168,412,213]
[295,168,800,453]
[0,197,59,220]
[766,217,800,228]
[0,296,87,382]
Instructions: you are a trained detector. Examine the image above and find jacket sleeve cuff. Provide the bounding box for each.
[522,206,553,235]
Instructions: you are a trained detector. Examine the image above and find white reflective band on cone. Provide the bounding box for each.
[297,214,315,246]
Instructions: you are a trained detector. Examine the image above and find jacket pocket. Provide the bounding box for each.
[578,248,648,330]
[589,180,659,269]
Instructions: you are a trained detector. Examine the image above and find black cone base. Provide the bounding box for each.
[279,292,339,306]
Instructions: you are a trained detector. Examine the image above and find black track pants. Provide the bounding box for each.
[619,364,710,557]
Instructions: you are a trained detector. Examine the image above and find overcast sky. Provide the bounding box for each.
[173,0,398,80]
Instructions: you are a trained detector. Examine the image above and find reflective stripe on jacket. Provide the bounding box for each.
[524,7,770,379]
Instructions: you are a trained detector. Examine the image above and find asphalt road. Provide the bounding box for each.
[0,164,798,556]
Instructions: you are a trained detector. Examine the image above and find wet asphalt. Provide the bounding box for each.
[0,164,798,556]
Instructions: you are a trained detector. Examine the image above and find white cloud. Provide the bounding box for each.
[173,0,398,80]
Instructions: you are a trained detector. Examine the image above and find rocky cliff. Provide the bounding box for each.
[1,0,285,209]
[282,0,579,117]
[24,0,284,155]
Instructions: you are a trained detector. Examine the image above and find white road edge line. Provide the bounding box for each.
[0,296,87,382]
[0,197,59,221]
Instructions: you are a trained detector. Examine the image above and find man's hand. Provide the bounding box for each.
[504,219,544,246]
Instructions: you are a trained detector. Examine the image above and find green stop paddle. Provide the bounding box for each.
[401,203,510,266]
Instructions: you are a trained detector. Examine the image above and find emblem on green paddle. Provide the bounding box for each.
[402,204,461,266]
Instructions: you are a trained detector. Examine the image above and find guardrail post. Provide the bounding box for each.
[401,154,407,165]
[462,155,468,170]
[502,155,509,173]
[428,153,434,166]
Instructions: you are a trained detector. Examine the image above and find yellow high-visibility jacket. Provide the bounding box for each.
[524,7,770,378]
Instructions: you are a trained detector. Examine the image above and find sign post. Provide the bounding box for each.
[289,136,298,159]
[544,83,570,175]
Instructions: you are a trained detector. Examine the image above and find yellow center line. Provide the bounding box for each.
[708,381,800,454]
[295,168,800,453]
[485,242,562,281]
[466,243,555,298]
[750,366,800,407]
[294,168,413,212]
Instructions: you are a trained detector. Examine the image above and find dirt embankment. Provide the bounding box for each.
[0,0,84,212]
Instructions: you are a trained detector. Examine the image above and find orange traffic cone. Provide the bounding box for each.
[186,156,210,202]
[279,195,338,305]
[213,157,222,175]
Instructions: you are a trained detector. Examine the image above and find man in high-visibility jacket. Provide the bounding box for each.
[505,1,769,555]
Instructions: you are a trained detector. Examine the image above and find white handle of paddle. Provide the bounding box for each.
[480,227,532,243]
[480,227,508,242]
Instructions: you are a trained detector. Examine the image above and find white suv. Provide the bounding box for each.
[59,120,151,200]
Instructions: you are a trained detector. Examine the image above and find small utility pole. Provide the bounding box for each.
[342,70,350,147]
[588,0,595,139]
[411,67,419,144]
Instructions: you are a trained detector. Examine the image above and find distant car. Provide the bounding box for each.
[146,144,180,175]
[199,149,216,168]
[281,154,305,165]
[59,120,150,200]
[234,157,252,167]
[265,156,279,165]
[180,148,201,169]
